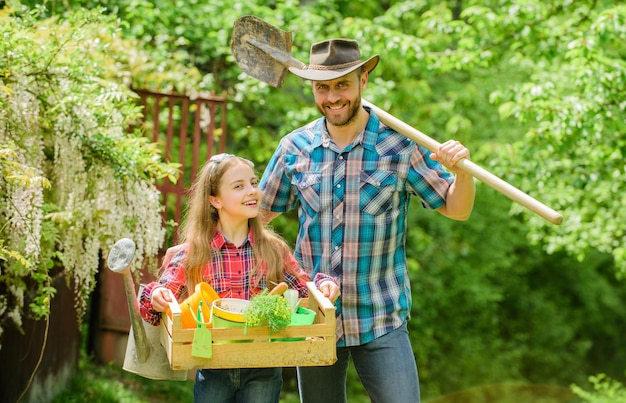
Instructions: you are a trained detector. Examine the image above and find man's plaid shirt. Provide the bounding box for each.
[260,108,454,347]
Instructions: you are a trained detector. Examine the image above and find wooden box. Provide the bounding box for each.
[160,282,337,369]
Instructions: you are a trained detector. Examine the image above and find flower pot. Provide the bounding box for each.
[212,298,250,324]
[177,282,219,329]
[211,298,251,343]
[272,307,317,342]
[290,307,316,326]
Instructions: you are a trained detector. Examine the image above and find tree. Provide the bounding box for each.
[349,0,626,276]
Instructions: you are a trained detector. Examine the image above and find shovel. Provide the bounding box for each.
[230,15,563,225]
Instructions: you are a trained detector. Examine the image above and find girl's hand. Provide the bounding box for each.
[319,280,341,303]
[150,287,174,312]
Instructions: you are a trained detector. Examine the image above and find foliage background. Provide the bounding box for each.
[2,0,625,401]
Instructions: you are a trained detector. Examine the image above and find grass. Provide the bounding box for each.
[425,383,579,403]
[52,355,193,403]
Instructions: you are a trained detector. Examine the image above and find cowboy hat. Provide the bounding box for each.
[288,38,379,81]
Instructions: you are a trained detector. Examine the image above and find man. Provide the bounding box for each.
[259,38,475,403]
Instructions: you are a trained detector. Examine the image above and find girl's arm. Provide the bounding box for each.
[281,252,311,297]
[139,245,188,326]
[282,252,340,301]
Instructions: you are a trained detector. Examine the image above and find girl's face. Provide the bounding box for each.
[209,160,260,224]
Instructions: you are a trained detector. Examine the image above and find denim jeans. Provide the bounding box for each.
[297,322,420,403]
[194,367,282,403]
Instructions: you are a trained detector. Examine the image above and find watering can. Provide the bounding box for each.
[107,238,188,380]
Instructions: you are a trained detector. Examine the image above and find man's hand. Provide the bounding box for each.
[430,140,470,175]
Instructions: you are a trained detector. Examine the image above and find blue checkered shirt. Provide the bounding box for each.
[260,108,453,346]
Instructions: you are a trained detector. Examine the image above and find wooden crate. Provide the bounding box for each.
[160,282,337,369]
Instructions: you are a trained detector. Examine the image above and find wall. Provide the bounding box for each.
[0,274,80,403]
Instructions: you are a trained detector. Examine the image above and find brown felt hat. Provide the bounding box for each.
[288,38,379,81]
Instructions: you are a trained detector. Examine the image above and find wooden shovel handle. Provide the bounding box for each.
[362,99,563,225]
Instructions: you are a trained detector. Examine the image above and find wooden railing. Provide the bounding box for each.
[133,89,228,245]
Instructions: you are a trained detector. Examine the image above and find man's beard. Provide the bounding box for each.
[318,93,362,127]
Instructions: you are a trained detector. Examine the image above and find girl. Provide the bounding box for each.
[139,154,339,403]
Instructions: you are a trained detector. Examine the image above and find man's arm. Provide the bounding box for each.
[436,171,475,221]
[431,140,476,221]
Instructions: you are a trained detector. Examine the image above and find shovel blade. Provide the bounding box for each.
[231,15,296,88]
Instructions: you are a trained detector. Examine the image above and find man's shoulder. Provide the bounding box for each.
[280,118,323,149]
[286,118,322,137]
[366,111,414,145]
[367,121,418,154]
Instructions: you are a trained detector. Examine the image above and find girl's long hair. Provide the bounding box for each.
[178,156,303,293]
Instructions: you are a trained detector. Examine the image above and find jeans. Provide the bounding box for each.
[194,367,282,403]
[297,322,420,403]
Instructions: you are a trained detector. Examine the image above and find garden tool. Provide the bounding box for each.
[230,15,563,225]
[107,238,188,380]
